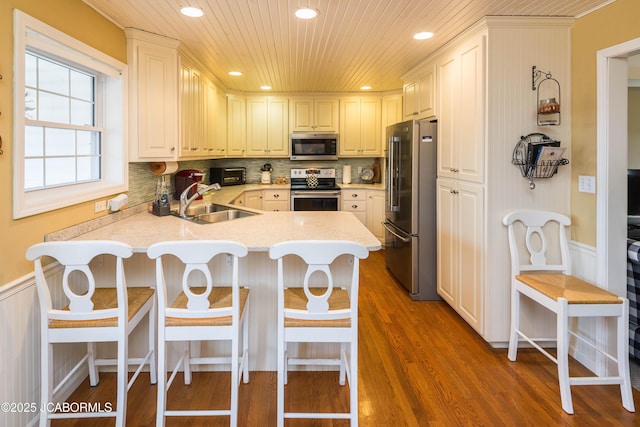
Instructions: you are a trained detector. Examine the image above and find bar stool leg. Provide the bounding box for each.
[508,287,520,362]
[557,299,573,414]
[116,332,128,427]
[620,299,636,411]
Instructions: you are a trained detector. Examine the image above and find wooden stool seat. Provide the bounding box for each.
[166,287,249,327]
[515,274,622,305]
[284,287,351,328]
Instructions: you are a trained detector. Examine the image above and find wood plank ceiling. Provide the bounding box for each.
[82,0,613,93]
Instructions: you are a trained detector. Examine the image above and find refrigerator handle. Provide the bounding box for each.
[382,220,412,243]
[387,136,400,211]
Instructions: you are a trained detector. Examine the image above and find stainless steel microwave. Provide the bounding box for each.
[290,133,338,161]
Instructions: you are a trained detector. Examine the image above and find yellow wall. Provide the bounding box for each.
[571,0,640,245]
[0,0,126,284]
[629,88,640,168]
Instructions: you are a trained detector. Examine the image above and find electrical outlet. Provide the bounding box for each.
[94,200,107,213]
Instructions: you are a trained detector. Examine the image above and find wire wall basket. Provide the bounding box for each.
[512,133,568,189]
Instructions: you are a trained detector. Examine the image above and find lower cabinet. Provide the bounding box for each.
[262,189,289,211]
[436,178,484,334]
[341,188,385,244]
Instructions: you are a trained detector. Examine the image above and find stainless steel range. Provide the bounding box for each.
[290,168,341,211]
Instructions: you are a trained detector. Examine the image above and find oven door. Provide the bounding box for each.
[290,190,341,211]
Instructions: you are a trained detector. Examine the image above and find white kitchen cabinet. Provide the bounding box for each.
[289,97,339,132]
[403,64,436,120]
[436,178,484,334]
[339,97,382,157]
[342,189,367,225]
[246,97,289,157]
[381,94,403,152]
[234,190,262,210]
[202,77,226,157]
[262,189,289,211]
[367,190,385,243]
[126,29,180,161]
[436,35,484,183]
[227,95,246,157]
[179,56,204,158]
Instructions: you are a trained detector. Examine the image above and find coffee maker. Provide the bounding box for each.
[174,169,205,200]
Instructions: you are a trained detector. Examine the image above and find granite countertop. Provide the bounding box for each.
[46,182,384,251]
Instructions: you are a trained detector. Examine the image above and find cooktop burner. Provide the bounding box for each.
[290,168,341,191]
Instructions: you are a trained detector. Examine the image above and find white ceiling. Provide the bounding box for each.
[82,0,613,93]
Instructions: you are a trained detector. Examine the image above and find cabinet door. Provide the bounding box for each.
[360,98,382,156]
[246,98,269,156]
[418,65,436,118]
[202,77,223,157]
[290,98,314,131]
[227,95,246,157]
[403,81,418,119]
[456,35,485,184]
[131,42,178,160]
[437,55,457,179]
[436,179,457,306]
[179,58,203,158]
[266,98,289,156]
[367,190,386,242]
[456,182,483,332]
[339,98,362,156]
[314,98,338,132]
[243,191,263,210]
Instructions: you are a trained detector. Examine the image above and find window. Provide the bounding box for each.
[13,11,127,219]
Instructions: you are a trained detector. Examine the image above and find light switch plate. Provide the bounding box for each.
[578,175,596,193]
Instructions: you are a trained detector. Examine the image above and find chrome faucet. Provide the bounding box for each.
[178,182,221,217]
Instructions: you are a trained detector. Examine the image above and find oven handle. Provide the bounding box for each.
[382,220,412,243]
[291,190,341,196]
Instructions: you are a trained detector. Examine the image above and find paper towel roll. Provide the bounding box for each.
[342,165,351,184]
[150,161,179,175]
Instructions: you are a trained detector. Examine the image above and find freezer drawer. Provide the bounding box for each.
[383,221,416,294]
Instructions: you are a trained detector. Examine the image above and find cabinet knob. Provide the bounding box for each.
[450,189,459,195]
[274,194,280,198]
[352,194,358,198]
[352,204,358,208]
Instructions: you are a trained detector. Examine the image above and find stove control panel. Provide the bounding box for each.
[290,168,336,178]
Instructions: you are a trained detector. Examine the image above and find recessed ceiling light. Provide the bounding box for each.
[229,71,242,76]
[180,6,203,17]
[360,86,372,91]
[295,8,318,19]
[414,32,434,40]
[261,85,272,91]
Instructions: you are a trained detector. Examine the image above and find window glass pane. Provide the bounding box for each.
[45,128,75,156]
[76,130,100,155]
[25,53,37,88]
[38,57,69,96]
[24,88,37,120]
[24,158,44,190]
[77,156,100,181]
[70,70,94,102]
[70,99,94,126]
[25,125,44,157]
[45,157,76,186]
[39,92,70,123]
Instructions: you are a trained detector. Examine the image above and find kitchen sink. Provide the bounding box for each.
[171,203,259,224]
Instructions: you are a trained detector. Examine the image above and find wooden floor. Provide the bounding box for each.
[56,249,639,426]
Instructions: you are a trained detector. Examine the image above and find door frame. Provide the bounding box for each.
[597,38,640,295]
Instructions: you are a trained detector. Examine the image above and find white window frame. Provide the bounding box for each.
[13,10,128,219]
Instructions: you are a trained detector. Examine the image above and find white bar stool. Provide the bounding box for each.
[269,240,369,427]
[26,240,156,427]
[503,210,635,414]
[147,240,250,427]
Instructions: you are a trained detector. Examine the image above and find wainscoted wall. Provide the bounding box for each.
[127,158,381,207]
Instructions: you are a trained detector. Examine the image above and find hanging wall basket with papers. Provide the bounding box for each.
[512,133,569,189]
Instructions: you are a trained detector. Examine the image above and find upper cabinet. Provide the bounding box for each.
[436,34,484,183]
[289,97,339,132]
[246,97,289,157]
[403,65,436,120]
[227,95,246,157]
[339,97,382,157]
[126,29,180,161]
[381,94,403,154]
[203,77,227,157]
[179,56,203,157]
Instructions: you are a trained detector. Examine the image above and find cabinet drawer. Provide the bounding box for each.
[342,189,367,201]
[343,201,366,212]
[263,200,289,212]
[263,189,289,201]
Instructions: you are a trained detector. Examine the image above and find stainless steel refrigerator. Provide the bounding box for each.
[383,119,439,300]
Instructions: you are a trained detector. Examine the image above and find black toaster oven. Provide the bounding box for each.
[209,167,246,186]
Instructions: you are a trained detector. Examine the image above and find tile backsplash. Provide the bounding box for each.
[128,157,383,207]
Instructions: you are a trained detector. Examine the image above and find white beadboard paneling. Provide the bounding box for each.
[82,0,608,93]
